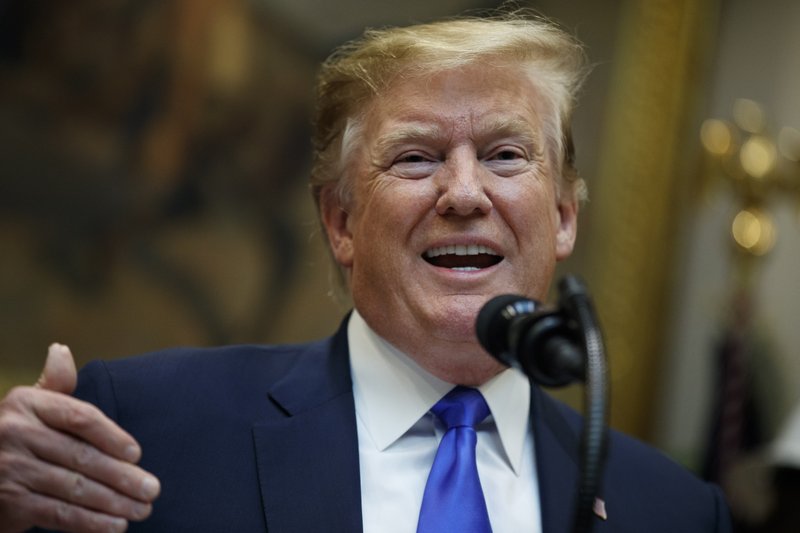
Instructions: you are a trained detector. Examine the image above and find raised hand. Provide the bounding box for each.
[0,344,160,533]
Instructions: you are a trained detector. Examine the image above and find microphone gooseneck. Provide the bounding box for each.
[475,275,609,533]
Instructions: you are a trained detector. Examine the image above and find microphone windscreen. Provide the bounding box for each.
[475,294,532,357]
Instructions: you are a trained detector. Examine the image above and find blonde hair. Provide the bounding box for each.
[310,11,590,211]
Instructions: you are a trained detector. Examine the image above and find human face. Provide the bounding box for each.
[321,64,578,384]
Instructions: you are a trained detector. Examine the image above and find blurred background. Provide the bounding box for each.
[1,0,798,529]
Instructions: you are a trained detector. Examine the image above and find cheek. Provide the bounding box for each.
[351,180,436,264]
[495,179,560,237]
[364,178,438,226]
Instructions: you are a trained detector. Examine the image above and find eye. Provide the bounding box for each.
[396,153,432,164]
[391,151,439,179]
[487,148,525,161]
[482,146,530,177]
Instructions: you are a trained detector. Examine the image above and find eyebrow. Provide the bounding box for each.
[372,114,542,155]
[473,115,540,149]
[373,123,446,155]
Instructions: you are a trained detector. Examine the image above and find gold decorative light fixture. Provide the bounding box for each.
[700,99,800,259]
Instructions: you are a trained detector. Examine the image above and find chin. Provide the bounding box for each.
[424,302,485,343]
[442,352,507,386]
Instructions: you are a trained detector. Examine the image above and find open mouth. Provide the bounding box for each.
[423,244,503,271]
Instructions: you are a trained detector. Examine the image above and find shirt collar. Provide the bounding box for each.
[348,310,531,475]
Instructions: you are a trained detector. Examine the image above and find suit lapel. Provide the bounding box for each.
[249,323,611,533]
[532,386,612,533]
[532,386,582,533]
[252,322,363,533]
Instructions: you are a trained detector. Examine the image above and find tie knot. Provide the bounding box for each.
[431,386,490,429]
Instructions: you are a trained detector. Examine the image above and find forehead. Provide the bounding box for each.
[360,64,546,141]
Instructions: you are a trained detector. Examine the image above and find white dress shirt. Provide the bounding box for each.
[348,310,542,533]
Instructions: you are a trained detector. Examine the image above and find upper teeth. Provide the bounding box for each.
[425,244,499,258]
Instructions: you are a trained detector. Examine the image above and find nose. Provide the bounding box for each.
[434,153,492,217]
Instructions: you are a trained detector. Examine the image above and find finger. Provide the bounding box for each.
[12,490,129,533]
[22,424,160,504]
[29,389,142,463]
[8,452,153,521]
[36,343,77,395]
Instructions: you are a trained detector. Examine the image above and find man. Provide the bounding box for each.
[0,12,731,533]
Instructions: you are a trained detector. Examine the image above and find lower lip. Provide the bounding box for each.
[424,260,503,278]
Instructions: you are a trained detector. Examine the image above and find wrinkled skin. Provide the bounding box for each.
[321,64,578,386]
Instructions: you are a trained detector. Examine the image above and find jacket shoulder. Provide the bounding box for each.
[537,390,732,532]
[74,339,333,422]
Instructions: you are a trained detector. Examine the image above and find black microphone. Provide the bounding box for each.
[476,294,585,387]
[478,277,609,533]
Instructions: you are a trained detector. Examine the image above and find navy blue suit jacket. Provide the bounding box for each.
[48,320,730,532]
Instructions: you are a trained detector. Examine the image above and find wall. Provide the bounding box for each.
[656,0,800,469]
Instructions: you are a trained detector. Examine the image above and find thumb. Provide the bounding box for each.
[35,343,78,394]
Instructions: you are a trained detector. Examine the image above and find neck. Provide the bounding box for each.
[414,350,506,386]
[357,312,506,386]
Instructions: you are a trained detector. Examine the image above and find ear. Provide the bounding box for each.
[320,186,355,268]
[555,194,579,261]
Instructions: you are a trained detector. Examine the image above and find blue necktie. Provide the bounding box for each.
[417,386,492,533]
